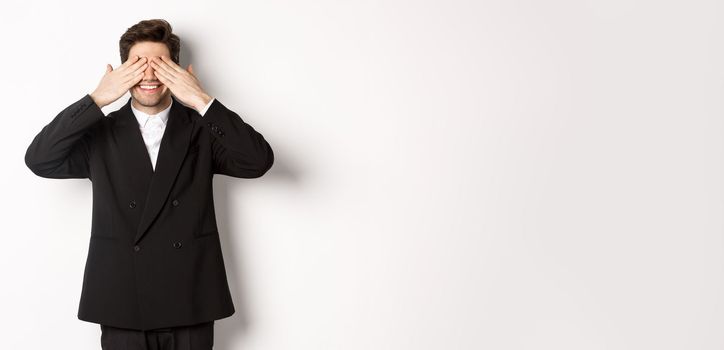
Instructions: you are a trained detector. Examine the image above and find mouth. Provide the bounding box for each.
[136,84,163,94]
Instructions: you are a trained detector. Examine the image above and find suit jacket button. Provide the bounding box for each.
[129,200,137,209]
[173,241,182,249]
[133,245,141,252]
[172,199,179,207]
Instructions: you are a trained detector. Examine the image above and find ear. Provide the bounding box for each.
[187,63,195,76]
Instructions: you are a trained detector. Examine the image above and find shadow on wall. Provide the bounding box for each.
[179,38,301,347]
[212,160,298,349]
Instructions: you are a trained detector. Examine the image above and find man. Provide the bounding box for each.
[24,19,274,350]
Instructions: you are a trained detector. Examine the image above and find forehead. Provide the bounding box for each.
[128,41,170,57]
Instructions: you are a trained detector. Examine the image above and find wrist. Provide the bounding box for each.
[194,93,212,112]
[89,92,107,108]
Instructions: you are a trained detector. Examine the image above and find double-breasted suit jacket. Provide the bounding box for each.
[24,93,274,330]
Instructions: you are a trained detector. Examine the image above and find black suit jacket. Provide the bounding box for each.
[24,93,274,330]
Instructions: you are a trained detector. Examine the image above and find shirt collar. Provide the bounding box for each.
[130,98,173,128]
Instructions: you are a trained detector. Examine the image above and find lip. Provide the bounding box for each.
[137,84,163,94]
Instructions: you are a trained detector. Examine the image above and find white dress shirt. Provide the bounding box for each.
[131,97,214,171]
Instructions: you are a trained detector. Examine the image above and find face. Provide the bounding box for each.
[128,41,173,112]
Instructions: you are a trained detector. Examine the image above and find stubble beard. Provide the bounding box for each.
[131,87,171,108]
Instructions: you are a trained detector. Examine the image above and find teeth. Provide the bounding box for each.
[140,85,159,89]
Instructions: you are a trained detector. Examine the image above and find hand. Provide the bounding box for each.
[150,55,212,112]
[90,56,148,108]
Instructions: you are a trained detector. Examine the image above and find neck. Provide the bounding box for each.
[131,95,172,115]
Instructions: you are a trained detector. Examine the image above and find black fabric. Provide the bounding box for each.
[100,321,214,350]
[25,94,274,330]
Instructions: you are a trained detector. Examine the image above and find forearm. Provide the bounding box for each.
[25,94,103,178]
[203,99,274,178]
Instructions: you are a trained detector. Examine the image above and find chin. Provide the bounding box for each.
[132,90,169,107]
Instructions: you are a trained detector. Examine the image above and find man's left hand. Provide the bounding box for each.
[150,55,212,112]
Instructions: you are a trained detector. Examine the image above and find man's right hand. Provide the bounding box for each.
[89,55,148,108]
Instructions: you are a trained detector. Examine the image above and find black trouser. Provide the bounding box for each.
[100,321,214,350]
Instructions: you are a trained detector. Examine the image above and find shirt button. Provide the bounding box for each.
[173,241,182,249]
[133,245,141,252]
[129,200,137,209]
[172,199,179,207]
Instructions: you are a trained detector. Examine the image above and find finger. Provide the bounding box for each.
[150,57,178,79]
[121,55,141,68]
[187,64,199,80]
[128,73,145,90]
[126,62,148,77]
[122,68,145,85]
[128,56,147,71]
[150,56,175,75]
[130,70,145,85]
[121,71,144,91]
[119,57,146,75]
[120,63,147,83]
[153,69,175,86]
[153,73,174,93]
[160,55,184,73]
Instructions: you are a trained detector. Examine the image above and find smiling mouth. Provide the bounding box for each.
[137,84,163,94]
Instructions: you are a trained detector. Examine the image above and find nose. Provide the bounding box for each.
[142,57,157,80]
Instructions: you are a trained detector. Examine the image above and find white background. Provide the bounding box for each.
[1,0,723,349]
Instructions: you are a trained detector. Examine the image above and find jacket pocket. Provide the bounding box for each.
[195,229,218,239]
[192,230,219,246]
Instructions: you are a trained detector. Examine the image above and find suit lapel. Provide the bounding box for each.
[114,96,195,245]
[113,98,154,196]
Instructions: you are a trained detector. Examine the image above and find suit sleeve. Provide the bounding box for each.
[25,94,104,179]
[201,98,274,178]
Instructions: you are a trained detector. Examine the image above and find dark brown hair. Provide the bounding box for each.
[119,19,180,64]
